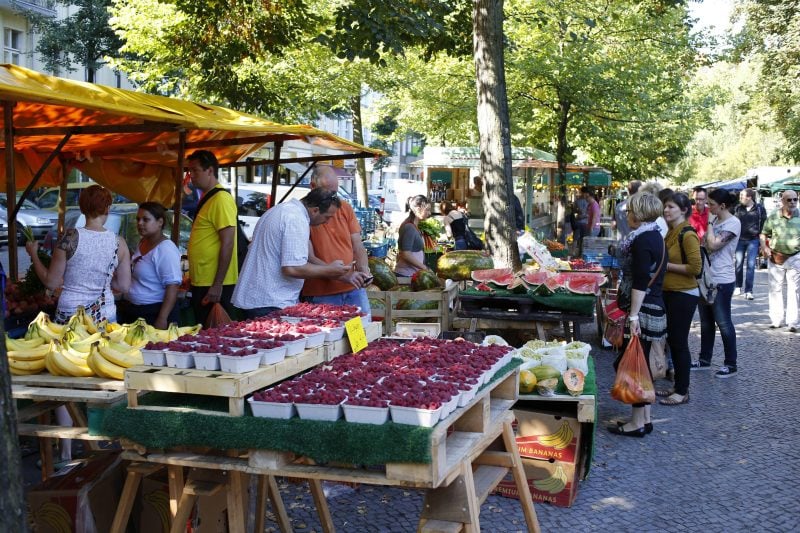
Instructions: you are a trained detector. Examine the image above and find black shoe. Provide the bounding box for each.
[690,360,711,370]
[608,424,646,437]
[617,420,653,434]
[715,366,737,378]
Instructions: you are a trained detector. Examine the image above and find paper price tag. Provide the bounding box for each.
[344,316,368,353]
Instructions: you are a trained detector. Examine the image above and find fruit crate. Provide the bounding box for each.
[369,282,459,333]
[124,345,327,417]
[581,237,616,255]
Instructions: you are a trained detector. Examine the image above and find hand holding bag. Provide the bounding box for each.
[611,336,656,404]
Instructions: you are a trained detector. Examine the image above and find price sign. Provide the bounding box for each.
[344,316,368,353]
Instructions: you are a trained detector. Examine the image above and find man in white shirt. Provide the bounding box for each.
[232,188,353,317]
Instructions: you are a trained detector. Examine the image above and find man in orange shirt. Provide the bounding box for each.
[302,165,372,314]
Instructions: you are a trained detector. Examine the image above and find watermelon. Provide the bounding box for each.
[411,270,441,291]
[368,257,398,290]
[521,271,551,289]
[471,268,514,283]
[563,273,605,295]
[437,251,493,281]
[369,298,386,320]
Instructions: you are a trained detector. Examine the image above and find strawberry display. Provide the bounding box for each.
[279,302,363,321]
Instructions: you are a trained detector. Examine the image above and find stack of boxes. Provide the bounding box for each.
[495,408,587,507]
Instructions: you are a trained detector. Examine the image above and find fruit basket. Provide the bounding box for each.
[218,351,261,374]
[248,397,296,419]
[257,345,287,366]
[389,404,442,428]
[342,402,390,425]
[193,352,220,371]
[165,350,195,369]
[141,349,167,367]
[295,400,344,422]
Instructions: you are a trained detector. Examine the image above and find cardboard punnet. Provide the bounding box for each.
[512,408,582,464]
[26,451,124,533]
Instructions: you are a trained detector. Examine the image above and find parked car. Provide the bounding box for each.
[0,214,8,248]
[42,206,192,255]
[36,182,136,212]
[0,194,58,240]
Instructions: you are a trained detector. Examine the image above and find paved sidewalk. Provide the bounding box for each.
[271,269,798,532]
[18,270,797,532]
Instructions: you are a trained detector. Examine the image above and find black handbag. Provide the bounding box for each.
[465,225,484,250]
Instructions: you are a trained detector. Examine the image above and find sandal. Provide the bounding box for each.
[656,389,674,398]
[659,393,689,406]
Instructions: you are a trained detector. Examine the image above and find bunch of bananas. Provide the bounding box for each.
[8,307,202,379]
[533,464,568,494]
[537,421,574,450]
[6,336,52,375]
[33,501,73,533]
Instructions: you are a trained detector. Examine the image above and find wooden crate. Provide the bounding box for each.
[370,282,459,333]
[125,346,326,417]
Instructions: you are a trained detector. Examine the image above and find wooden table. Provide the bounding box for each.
[12,374,127,479]
[116,365,541,533]
[453,311,596,342]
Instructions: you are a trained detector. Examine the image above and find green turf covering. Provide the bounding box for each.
[100,359,522,465]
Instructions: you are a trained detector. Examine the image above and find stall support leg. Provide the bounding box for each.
[167,465,184,519]
[501,420,540,533]
[418,459,480,532]
[110,463,164,533]
[255,475,292,533]
[226,470,248,533]
[308,479,335,533]
[169,474,225,533]
[37,412,54,481]
[65,402,100,451]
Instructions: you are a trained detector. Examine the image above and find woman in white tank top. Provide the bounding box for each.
[26,185,131,324]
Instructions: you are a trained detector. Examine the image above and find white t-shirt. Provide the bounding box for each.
[232,199,310,310]
[709,216,741,285]
[128,239,182,305]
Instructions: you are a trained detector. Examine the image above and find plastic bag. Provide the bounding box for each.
[611,336,655,404]
[205,303,231,329]
[648,338,667,380]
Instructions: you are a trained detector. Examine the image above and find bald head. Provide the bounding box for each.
[311,165,339,193]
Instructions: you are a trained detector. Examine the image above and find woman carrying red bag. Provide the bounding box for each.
[608,192,668,438]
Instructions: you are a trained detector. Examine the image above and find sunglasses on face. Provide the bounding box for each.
[784,198,798,203]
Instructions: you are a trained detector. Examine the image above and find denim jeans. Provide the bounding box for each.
[664,291,699,395]
[308,288,371,318]
[735,239,759,293]
[698,282,737,368]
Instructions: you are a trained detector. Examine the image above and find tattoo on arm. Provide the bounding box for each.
[57,229,79,260]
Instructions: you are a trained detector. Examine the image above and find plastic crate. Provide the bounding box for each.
[364,240,389,258]
[582,237,616,254]
[583,252,619,269]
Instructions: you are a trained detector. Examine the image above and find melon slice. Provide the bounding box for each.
[562,273,605,295]
[521,271,551,289]
[471,268,514,284]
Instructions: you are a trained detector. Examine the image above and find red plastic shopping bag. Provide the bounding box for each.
[205,303,231,329]
[610,336,655,404]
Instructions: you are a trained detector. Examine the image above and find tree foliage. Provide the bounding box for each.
[24,0,123,82]
[736,0,800,160]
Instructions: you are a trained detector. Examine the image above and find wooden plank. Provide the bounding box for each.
[324,320,382,361]
[472,465,509,506]
[17,423,111,440]
[308,478,335,533]
[167,465,184,519]
[266,475,292,533]
[490,370,519,402]
[249,450,294,470]
[15,400,65,422]
[501,420,540,533]
[110,469,147,533]
[420,462,471,524]
[473,451,514,469]
[12,374,126,391]
[418,519,463,533]
[12,385,127,405]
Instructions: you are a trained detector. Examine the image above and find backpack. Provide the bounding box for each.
[465,225,484,250]
[679,226,715,305]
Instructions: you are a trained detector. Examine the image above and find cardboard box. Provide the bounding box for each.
[495,457,580,507]
[138,472,229,533]
[394,322,441,338]
[512,409,582,464]
[27,451,124,533]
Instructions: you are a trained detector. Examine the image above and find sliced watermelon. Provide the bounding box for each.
[521,271,550,287]
[471,268,514,283]
[562,273,606,295]
[475,282,495,293]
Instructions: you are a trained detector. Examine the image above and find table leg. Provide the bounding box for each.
[535,322,546,340]
[65,402,100,451]
[226,470,247,533]
[37,412,54,481]
[167,465,184,519]
[308,479,335,533]
[255,475,267,533]
[501,420,540,533]
[267,476,292,533]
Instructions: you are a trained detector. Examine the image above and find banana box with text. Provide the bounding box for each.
[138,473,228,533]
[512,409,582,463]
[494,457,580,507]
[26,451,124,533]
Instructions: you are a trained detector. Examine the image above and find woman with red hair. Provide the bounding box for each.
[26,184,131,323]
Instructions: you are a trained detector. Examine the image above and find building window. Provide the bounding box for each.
[4,29,23,65]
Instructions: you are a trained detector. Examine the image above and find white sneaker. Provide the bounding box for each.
[745,292,754,300]
[733,287,742,296]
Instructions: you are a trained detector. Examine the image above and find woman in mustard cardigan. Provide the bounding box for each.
[658,192,702,405]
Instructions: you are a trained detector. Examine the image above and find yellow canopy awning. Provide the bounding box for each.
[0,64,382,205]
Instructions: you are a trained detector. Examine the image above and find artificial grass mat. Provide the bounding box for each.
[460,287,596,315]
[100,358,522,466]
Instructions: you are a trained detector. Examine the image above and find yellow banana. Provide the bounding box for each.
[9,357,47,373]
[69,332,103,353]
[88,344,125,379]
[62,340,92,361]
[177,324,202,336]
[25,321,61,342]
[51,346,94,377]
[167,322,180,341]
[44,350,63,376]
[104,328,126,343]
[10,365,42,376]
[552,423,574,450]
[33,311,66,338]
[8,342,52,361]
[98,342,143,368]
[5,335,45,351]
[36,501,72,533]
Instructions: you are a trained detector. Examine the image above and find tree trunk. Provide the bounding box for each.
[556,98,572,197]
[473,0,520,270]
[350,94,369,209]
[0,320,28,532]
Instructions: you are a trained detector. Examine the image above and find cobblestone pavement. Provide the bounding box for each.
[264,269,799,532]
[18,270,797,532]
